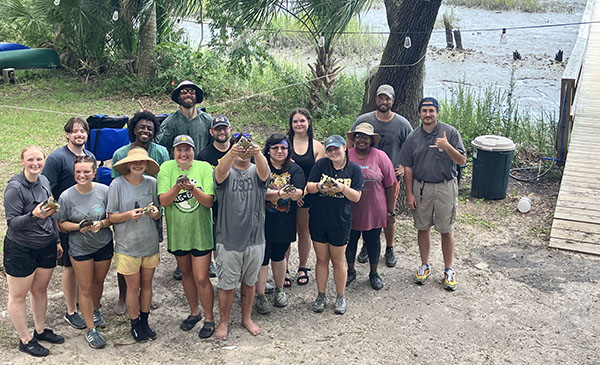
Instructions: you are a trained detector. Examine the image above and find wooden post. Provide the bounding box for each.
[443,15,454,49]
[453,29,463,50]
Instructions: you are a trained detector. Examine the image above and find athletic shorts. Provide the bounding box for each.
[3,236,57,277]
[412,178,458,233]
[114,252,160,275]
[169,248,212,257]
[262,241,291,266]
[215,243,264,290]
[309,221,350,247]
[57,232,72,267]
[71,241,114,262]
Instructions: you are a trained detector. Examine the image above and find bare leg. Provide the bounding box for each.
[441,232,455,269]
[192,255,214,323]
[417,229,431,265]
[241,282,260,336]
[256,265,268,296]
[71,259,95,329]
[92,260,111,311]
[139,268,155,313]
[30,268,54,334]
[7,273,35,343]
[176,255,200,316]
[312,241,330,293]
[329,245,347,296]
[123,272,141,319]
[62,266,78,315]
[271,259,286,289]
[216,288,235,340]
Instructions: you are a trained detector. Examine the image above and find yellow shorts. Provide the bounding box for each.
[114,252,160,275]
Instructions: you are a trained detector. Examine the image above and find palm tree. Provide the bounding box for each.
[208,0,371,113]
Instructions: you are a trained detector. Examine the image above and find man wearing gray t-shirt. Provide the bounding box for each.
[351,84,413,267]
[213,134,269,341]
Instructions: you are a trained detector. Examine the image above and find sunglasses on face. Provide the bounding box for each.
[233,133,251,138]
[270,145,288,151]
[180,88,196,95]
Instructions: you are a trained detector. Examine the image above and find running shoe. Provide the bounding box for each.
[346,269,357,287]
[64,312,86,329]
[19,339,49,357]
[131,319,148,343]
[34,329,64,344]
[93,309,106,329]
[255,294,272,314]
[334,296,347,315]
[274,289,288,307]
[85,328,106,349]
[384,247,397,267]
[414,264,431,285]
[369,272,384,290]
[312,293,326,313]
[443,268,457,291]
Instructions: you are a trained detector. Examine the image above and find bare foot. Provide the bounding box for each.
[215,322,228,340]
[113,300,126,315]
[242,319,261,336]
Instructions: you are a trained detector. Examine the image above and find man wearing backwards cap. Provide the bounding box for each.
[399,97,466,291]
[156,80,213,160]
[351,84,413,268]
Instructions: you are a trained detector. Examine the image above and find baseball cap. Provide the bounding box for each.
[376,84,395,99]
[173,135,195,149]
[324,135,346,149]
[211,115,230,129]
[418,97,439,110]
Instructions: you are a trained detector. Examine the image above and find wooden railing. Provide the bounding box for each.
[556,0,595,162]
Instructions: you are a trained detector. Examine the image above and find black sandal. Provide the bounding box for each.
[284,270,292,288]
[198,321,215,339]
[296,267,311,286]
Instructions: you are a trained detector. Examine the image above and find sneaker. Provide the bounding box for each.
[33,329,64,344]
[414,264,431,285]
[346,269,357,287]
[64,312,86,329]
[384,247,397,267]
[180,314,202,331]
[131,319,148,343]
[173,266,182,281]
[19,339,49,357]
[255,294,272,314]
[93,309,106,329]
[209,261,217,278]
[274,289,288,307]
[312,293,326,313]
[334,296,347,315]
[356,245,368,263]
[85,328,106,349]
[369,272,384,290]
[265,281,275,294]
[443,268,457,291]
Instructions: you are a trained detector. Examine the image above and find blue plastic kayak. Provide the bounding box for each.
[0,48,60,69]
[0,42,30,52]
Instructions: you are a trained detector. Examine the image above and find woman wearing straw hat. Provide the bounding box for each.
[346,123,396,290]
[107,148,161,343]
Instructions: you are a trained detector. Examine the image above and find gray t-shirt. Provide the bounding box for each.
[57,184,113,257]
[215,165,267,251]
[107,175,160,257]
[353,111,413,168]
[399,122,466,183]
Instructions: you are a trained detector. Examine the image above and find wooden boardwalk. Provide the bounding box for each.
[549,0,600,255]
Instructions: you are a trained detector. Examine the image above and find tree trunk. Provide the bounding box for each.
[307,45,342,115]
[360,0,442,128]
[137,1,157,78]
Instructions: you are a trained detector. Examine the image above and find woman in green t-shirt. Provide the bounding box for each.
[157,135,216,339]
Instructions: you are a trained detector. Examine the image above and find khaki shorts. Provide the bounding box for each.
[215,243,264,290]
[114,252,160,275]
[412,178,458,233]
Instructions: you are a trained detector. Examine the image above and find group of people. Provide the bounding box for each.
[2,80,466,357]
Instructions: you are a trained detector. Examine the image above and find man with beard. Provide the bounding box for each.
[351,84,413,268]
[43,117,95,330]
[111,111,170,313]
[156,80,213,160]
[399,97,465,291]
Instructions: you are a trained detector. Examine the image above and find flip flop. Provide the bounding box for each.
[296,267,311,286]
[284,270,292,288]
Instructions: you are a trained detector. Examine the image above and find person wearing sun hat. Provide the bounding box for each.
[156,80,213,160]
[346,123,396,291]
[107,147,161,343]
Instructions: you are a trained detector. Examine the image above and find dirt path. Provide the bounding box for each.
[1,173,599,364]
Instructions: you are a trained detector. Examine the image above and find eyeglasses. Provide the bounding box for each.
[233,133,251,138]
[354,133,371,140]
[270,146,288,151]
[180,88,196,95]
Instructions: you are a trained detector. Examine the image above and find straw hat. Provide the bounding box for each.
[347,123,381,145]
[113,148,160,176]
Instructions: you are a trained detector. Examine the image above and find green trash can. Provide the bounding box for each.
[471,135,516,200]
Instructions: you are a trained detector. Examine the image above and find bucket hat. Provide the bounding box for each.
[171,80,204,105]
[347,123,381,145]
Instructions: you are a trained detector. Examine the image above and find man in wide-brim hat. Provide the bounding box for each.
[156,80,213,161]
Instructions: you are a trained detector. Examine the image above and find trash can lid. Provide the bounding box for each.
[471,135,516,152]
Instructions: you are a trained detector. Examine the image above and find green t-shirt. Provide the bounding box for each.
[157,160,215,252]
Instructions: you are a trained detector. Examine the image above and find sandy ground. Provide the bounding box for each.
[1,170,599,364]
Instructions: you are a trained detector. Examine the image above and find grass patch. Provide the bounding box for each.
[444,0,583,13]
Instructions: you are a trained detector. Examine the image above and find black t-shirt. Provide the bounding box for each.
[308,158,364,230]
[265,162,306,243]
[197,143,229,167]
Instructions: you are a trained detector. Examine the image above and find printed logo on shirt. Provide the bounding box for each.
[91,204,105,219]
[318,174,351,199]
[232,176,254,200]
[267,172,291,212]
[174,177,200,213]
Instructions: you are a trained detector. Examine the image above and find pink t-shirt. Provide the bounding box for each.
[349,147,396,231]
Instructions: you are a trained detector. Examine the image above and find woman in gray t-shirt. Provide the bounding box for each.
[57,155,112,349]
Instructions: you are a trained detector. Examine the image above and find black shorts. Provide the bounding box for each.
[262,241,291,266]
[299,194,313,209]
[71,241,114,262]
[309,221,350,247]
[3,236,57,278]
[57,232,72,267]
[169,248,212,257]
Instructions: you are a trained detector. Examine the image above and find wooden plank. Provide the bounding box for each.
[549,238,600,256]
[551,228,600,244]
[555,199,600,211]
[553,206,600,222]
[552,218,600,234]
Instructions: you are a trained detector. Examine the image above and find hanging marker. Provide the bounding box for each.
[404,36,412,49]
[318,33,325,48]
[500,28,507,44]
[112,10,119,21]
[54,0,60,5]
